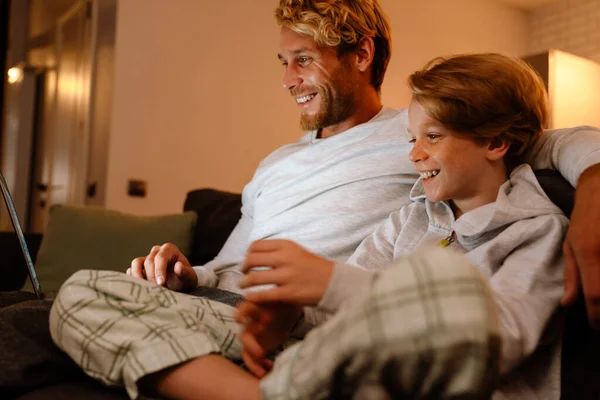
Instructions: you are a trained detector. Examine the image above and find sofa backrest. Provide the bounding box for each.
[183,188,242,266]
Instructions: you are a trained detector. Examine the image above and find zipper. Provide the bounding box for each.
[438,231,456,247]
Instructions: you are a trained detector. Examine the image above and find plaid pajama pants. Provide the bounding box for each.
[49,247,501,399]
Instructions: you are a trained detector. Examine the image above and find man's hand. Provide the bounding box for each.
[562,164,600,329]
[235,301,302,378]
[239,240,334,306]
[127,243,198,292]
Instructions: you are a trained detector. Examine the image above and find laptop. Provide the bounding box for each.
[0,170,43,299]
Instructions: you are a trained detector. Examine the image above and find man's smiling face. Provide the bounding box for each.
[278,27,357,132]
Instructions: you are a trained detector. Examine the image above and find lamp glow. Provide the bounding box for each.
[7,67,23,84]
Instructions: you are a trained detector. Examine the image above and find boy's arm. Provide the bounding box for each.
[241,208,404,331]
[526,126,600,328]
[235,301,302,377]
[487,214,567,373]
[313,207,405,318]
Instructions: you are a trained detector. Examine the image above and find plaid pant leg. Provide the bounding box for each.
[261,246,502,400]
[49,269,242,399]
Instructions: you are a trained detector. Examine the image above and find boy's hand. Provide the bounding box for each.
[240,240,334,306]
[235,301,302,378]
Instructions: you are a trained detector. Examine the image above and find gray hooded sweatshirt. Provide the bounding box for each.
[318,164,569,400]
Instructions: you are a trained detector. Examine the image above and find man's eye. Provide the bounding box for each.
[281,61,288,67]
[408,138,416,144]
[298,57,311,66]
[427,134,440,140]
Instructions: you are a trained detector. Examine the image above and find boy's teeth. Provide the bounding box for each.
[420,170,439,179]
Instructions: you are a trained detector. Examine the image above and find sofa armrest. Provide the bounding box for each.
[0,232,43,291]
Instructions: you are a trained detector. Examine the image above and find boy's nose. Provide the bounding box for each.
[409,142,428,163]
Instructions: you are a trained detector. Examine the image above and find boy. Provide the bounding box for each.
[239,53,568,399]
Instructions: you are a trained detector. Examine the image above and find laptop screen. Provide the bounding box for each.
[0,171,43,298]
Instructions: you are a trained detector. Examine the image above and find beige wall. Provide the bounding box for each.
[531,0,600,63]
[106,0,532,215]
[380,0,532,107]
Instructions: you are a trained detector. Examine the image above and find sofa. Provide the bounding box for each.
[1,180,599,399]
[0,188,242,399]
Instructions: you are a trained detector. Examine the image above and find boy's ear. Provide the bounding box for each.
[486,137,510,161]
[355,36,375,73]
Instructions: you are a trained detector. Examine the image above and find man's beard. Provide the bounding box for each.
[299,75,356,132]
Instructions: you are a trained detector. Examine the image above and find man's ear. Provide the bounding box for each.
[355,36,375,73]
[486,137,510,161]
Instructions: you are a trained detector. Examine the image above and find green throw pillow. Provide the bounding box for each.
[22,204,197,294]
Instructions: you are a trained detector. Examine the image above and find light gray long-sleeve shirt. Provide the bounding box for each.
[193,107,600,294]
[319,164,569,399]
[194,107,419,292]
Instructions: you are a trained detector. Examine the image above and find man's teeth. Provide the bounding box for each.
[296,94,316,104]
[420,170,439,179]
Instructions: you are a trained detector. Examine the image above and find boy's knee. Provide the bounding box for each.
[377,246,485,289]
[372,246,496,333]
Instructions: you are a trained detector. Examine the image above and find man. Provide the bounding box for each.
[50,0,600,398]
[125,0,408,296]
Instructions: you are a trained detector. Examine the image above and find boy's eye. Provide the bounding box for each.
[427,134,440,140]
[408,138,416,144]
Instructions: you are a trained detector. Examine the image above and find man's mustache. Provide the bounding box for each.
[290,86,320,97]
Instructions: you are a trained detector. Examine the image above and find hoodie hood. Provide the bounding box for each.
[410,164,565,250]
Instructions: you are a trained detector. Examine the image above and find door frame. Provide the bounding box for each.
[26,0,98,231]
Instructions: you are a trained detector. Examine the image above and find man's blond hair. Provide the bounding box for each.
[408,53,549,168]
[275,0,392,92]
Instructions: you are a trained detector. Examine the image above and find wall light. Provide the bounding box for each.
[7,67,23,84]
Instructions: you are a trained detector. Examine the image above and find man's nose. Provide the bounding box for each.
[282,64,302,90]
[409,141,428,163]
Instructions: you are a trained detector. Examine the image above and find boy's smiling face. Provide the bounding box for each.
[407,99,508,216]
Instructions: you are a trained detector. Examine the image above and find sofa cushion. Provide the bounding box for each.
[22,204,197,294]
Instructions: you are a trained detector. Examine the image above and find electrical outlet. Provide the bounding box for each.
[128,180,147,197]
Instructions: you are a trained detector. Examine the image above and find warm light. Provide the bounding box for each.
[7,67,22,84]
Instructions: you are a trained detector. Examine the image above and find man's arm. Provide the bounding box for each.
[525,126,600,186]
[561,164,600,327]
[194,212,254,292]
[526,126,600,328]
